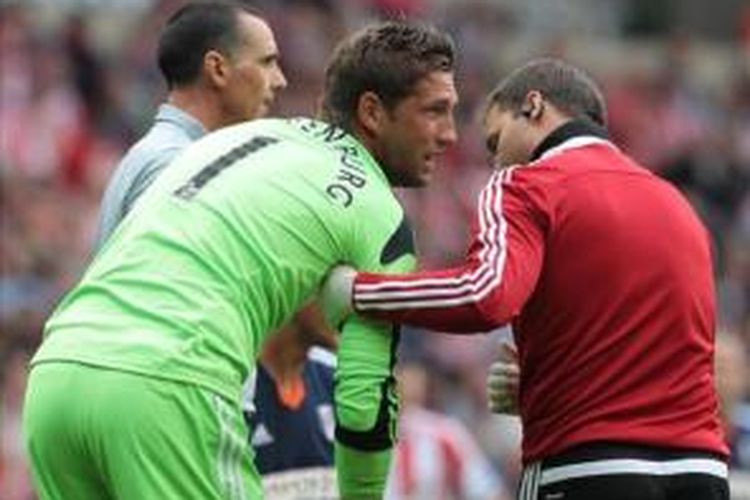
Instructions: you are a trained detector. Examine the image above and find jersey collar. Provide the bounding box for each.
[156,103,207,141]
[531,119,613,162]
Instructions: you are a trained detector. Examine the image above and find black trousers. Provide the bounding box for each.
[517,442,729,500]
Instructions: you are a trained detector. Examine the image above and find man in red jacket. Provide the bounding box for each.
[323,58,729,500]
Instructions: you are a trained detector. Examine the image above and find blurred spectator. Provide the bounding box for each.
[1,345,35,500]
[716,331,750,470]
[386,362,511,500]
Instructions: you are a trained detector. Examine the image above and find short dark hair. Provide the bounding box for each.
[157,2,258,89]
[487,58,607,126]
[321,21,455,131]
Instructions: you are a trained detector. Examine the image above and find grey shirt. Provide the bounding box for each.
[95,103,206,249]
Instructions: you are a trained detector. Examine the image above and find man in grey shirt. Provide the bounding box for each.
[95,2,286,247]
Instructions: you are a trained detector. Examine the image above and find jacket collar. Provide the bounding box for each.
[530,119,611,162]
[155,103,206,141]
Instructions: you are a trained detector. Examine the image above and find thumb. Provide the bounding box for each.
[498,341,519,363]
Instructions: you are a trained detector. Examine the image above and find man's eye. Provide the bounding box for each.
[424,100,453,116]
[260,55,278,66]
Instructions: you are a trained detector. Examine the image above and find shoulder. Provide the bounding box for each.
[489,141,625,197]
[116,125,189,177]
[478,165,544,203]
[100,134,185,210]
[139,115,198,152]
[525,140,644,182]
[320,147,402,221]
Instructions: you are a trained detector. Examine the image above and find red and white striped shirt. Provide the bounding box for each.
[386,408,504,499]
[354,123,729,463]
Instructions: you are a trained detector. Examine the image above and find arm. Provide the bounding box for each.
[335,316,401,499]
[334,214,416,498]
[352,170,547,333]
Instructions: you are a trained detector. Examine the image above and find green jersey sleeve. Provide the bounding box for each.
[327,176,417,497]
[247,119,415,497]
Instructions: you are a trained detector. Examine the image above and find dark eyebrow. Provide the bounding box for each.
[423,96,456,111]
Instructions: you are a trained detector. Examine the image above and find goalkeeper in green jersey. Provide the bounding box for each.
[23,21,458,500]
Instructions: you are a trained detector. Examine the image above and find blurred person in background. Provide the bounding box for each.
[1,344,35,500]
[715,331,750,471]
[246,322,340,499]
[386,361,510,500]
[715,331,750,497]
[94,1,286,248]
[324,58,729,499]
[23,19,457,500]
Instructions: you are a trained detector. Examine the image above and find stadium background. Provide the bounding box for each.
[1,0,748,497]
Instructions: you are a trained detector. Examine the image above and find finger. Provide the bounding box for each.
[498,341,519,363]
[488,395,512,414]
[489,403,510,414]
[488,373,518,389]
[487,373,519,387]
[489,362,520,377]
[488,379,508,392]
[489,393,517,415]
[494,363,520,374]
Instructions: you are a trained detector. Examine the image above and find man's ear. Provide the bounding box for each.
[203,50,231,89]
[520,90,545,121]
[355,91,386,137]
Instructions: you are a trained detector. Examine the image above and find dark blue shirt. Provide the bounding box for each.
[246,347,335,474]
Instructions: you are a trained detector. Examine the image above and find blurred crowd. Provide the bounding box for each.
[1,0,749,498]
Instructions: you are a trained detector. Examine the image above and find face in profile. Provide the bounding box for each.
[483,103,536,169]
[375,71,458,187]
[222,13,287,122]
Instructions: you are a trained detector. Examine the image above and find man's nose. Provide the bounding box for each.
[274,67,288,90]
[439,118,458,146]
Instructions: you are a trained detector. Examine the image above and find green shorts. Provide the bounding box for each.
[23,362,262,500]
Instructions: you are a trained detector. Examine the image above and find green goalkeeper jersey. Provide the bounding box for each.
[34,118,415,497]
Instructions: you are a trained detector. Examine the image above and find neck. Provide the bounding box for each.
[168,86,224,132]
[349,123,374,155]
[349,123,394,183]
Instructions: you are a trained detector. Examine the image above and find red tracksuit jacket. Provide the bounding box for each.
[353,121,728,463]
